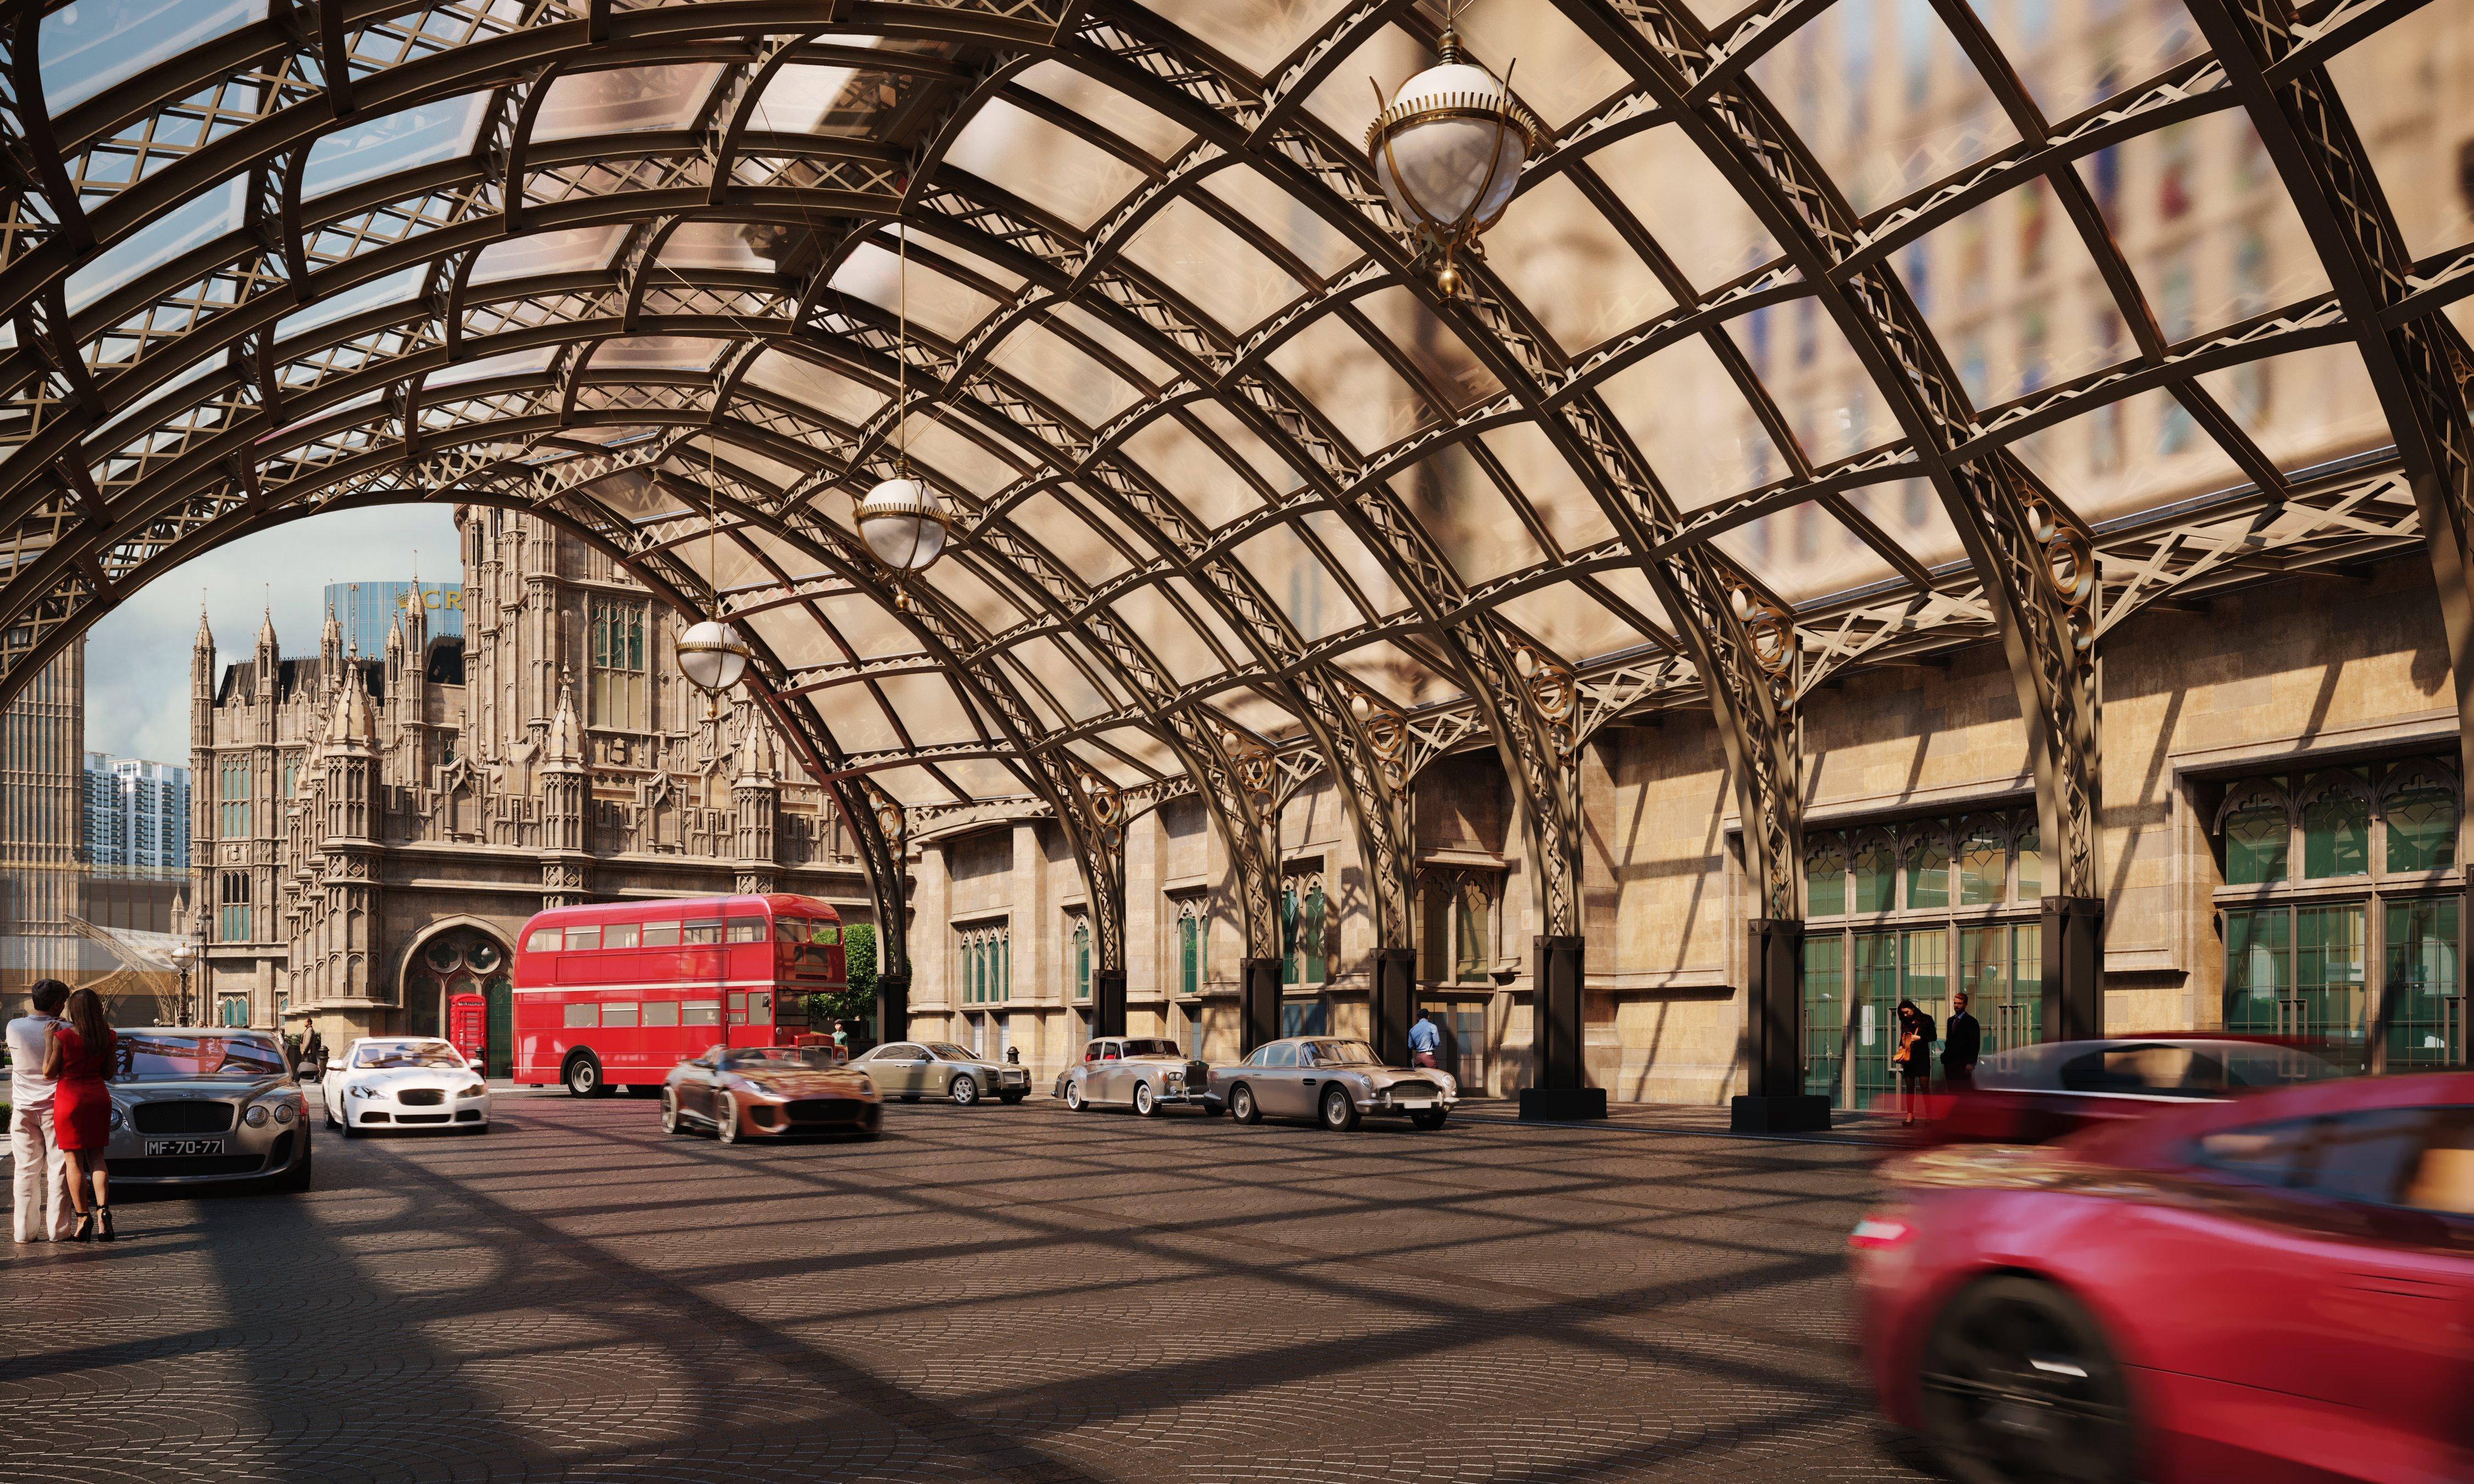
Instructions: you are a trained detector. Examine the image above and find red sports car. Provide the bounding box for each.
[1852,1071,2474,1483]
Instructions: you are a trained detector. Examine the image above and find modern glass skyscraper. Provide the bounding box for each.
[323,582,463,649]
[82,752,190,874]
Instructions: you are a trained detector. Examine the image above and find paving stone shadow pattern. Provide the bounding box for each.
[0,1090,1939,1483]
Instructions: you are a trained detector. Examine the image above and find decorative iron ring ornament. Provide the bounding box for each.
[1076,770,1125,851]
[1366,25,1543,298]
[1350,690,1411,788]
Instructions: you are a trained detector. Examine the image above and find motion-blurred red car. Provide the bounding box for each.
[1852,1071,2474,1483]
[1913,1035,2350,1149]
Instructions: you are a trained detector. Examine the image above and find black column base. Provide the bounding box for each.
[1518,1086,1608,1121]
[1729,1094,1831,1134]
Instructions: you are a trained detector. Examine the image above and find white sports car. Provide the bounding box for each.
[323,1037,490,1136]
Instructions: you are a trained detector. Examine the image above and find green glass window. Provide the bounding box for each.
[2301,793,2368,880]
[2295,904,2367,1050]
[588,598,648,729]
[2223,907,2288,1034]
[1454,882,1489,982]
[1802,935,1844,1104]
[2383,898,2460,1070]
[1282,886,1299,985]
[1957,827,2005,906]
[2224,803,2286,885]
[1805,840,1846,916]
[1906,836,1948,910]
[1179,912,1201,995]
[1073,922,1090,1000]
[2384,787,2457,873]
[1852,837,1893,913]
[1302,887,1327,984]
[2015,829,2042,899]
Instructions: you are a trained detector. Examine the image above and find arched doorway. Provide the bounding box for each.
[405,926,512,1074]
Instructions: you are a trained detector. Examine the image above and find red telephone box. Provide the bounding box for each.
[448,992,488,1072]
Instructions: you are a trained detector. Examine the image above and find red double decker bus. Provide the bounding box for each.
[512,894,849,1095]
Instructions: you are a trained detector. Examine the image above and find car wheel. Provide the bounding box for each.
[1319,1086,1361,1132]
[564,1053,603,1098]
[949,1075,979,1107]
[1064,1082,1086,1111]
[1919,1276,2138,1484]
[1409,1109,1449,1131]
[337,1108,358,1139]
[1229,1083,1260,1125]
[716,1093,742,1144]
[660,1089,686,1136]
[1133,1082,1158,1117]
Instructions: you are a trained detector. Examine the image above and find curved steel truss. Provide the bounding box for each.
[0,0,2464,1030]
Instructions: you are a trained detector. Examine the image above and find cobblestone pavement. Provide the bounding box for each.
[1,1091,1937,1483]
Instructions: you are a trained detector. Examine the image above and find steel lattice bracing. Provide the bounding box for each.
[0,0,2464,1067]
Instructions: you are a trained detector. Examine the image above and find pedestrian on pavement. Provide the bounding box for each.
[42,988,117,1242]
[1407,1009,1442,1070]
[1892,998,1935,1127]
[1942,991,1982,1091]
[7,979,74,1244]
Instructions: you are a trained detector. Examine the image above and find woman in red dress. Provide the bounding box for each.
[41,987,115,1242]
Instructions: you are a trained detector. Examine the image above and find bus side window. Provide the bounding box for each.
[524,928,560,953]
[725,917,765,943]
[564,926,601,950]
[683,921,722,945]
[817,924,841,945]
[564,1003,599,1028]
[643,1001,680,1027]
[684,1001,720,1026]
[642,921,680,946]
[605,922,641,949]
[603,1002,640,1028]
[728,993,749,1025]
[775,918,809,943]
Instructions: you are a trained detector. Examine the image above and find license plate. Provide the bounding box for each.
[145,1137,225,1157]
[1395,1100,1433,1110]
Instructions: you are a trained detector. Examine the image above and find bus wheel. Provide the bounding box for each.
[563,1053,603,1098]
[949,1075,980,1107]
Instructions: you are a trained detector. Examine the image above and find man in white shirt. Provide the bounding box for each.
[8,979,73,1242]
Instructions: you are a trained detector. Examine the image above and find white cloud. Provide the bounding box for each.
[84,505,463,764]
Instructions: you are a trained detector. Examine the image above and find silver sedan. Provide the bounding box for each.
[102,1028,313,1189]
[847,1040,1030,1105]
[1054,1037,1216,1116]
[1210,1037,1458,1131]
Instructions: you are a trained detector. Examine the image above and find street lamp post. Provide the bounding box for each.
[170,940,196,1027]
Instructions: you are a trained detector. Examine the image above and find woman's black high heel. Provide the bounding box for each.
[69,1210,94,1242]
[96,1207,115,1242]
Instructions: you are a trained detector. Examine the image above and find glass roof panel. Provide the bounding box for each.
[1333,641,1459,711]
[1491,585,1645,663]
[999,635,1115,722]
[1453,0,1630,131]
[1390,445,1549,586]
[1183,400,1306,499]
[67,175,241,314]
[302,97,491,202]
[1710,498,1894,605]
[1481,173,1676,355]
[1162,574,1256,665]
[280,268,424,344]
[1198,165,1364,281]
[40,0,263,115]
[1117,196,1310,337]
[904,231,1029,295]
[830,242,997,342]
[744,350,884,426]
[899,418,1024,499]
[1588,565,1675,636]
[929,553,1038,634]
[1350,286,1503,413]
[1581,124,1785,298]
[1137,0,1357,75]
[1597,335,1785,512]
[797,591,918,665]
[472,225,627,285]
[1110,582,1229,685]
[943,99,1148,231]
[1972,0,2210,123]
[743,607,844,672]
[1894,178,2119,413]
[1009,491,1139,585]
[1722,297,1906,466]
[1299,23,1428,141]
[534,64,724,142]
[1749,0,2023,217]
[1014,61,1194,163]
[1118,417,1268,530]
[1044,301,1176,389]
[427,347,555,389]
[2007,384,2245,526]
[590,335,726,371]
[2323,9,2469,260]
[1842,477,1967,572]
[1475,422,1616,553]
[2190,342,2390,478]
[747,62,866,135]
[870,672,987,748]
[865,766,957,809]
[985,319,1145,430]
[1299,508,1408,623]
[1235,524,1365,644]
[1268,314,1433,456]
[656,220,767,273]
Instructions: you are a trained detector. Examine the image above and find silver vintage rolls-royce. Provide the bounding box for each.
[1054,1037,1216,1116]
[1210,1037,1457,1131]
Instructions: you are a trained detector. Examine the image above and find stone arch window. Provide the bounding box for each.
[1955,817,2008,906]
[1419,868,1499,983]
[1804,834,1847,916]
[2298,771,2373,881]
[1902,826,1950,910]
[2381,762,2459,873]
[1850,832,1896,914]
[1282,867,1327,987]
[1067,913,1091,1000]
[957,921,1010,1005]
[2217,782,2292,886]
[406,926,511,1043]
[218,871,251,943]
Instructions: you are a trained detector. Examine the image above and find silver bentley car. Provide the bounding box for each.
[1054,1037,1216,1116]
[847,1040,1030,1105]
[103,1028,313,1189]
[1211,1037,1457,1131]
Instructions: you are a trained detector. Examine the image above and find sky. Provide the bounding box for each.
[84,505,463,765]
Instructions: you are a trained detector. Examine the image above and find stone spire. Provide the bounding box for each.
[733,705,777,782]
[320,599,343,677]
[731,705,780,894]
[545,668,581,765]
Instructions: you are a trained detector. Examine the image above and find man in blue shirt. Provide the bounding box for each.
[1407,1010,1442,1068]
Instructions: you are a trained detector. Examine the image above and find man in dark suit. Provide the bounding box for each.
[1942,990,1983,1089]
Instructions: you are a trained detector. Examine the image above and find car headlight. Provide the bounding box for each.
[457,1083,487,1099]
[273,1103,297,1125]
[242,1104,270,1127]
[349,1083,380,1098]
[107,1105,123,1131]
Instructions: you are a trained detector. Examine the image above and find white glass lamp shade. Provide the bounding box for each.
[677,619,752,693]
[855,476,950,574]
[1366,59,1540,245]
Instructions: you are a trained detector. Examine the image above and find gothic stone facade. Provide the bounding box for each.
[191,509,872,1048]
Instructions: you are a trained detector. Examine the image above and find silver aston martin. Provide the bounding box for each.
[1053,1036,1216,1116]
[1210,1037,1457,1131]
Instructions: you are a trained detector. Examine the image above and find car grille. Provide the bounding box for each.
[395,1113,451,1125]
[131,1100,235,1134]
[1382,1082,1444,1100]
[396,1088,445,1106]
[129,1153,264,1177]
[787,1099,869,1125]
